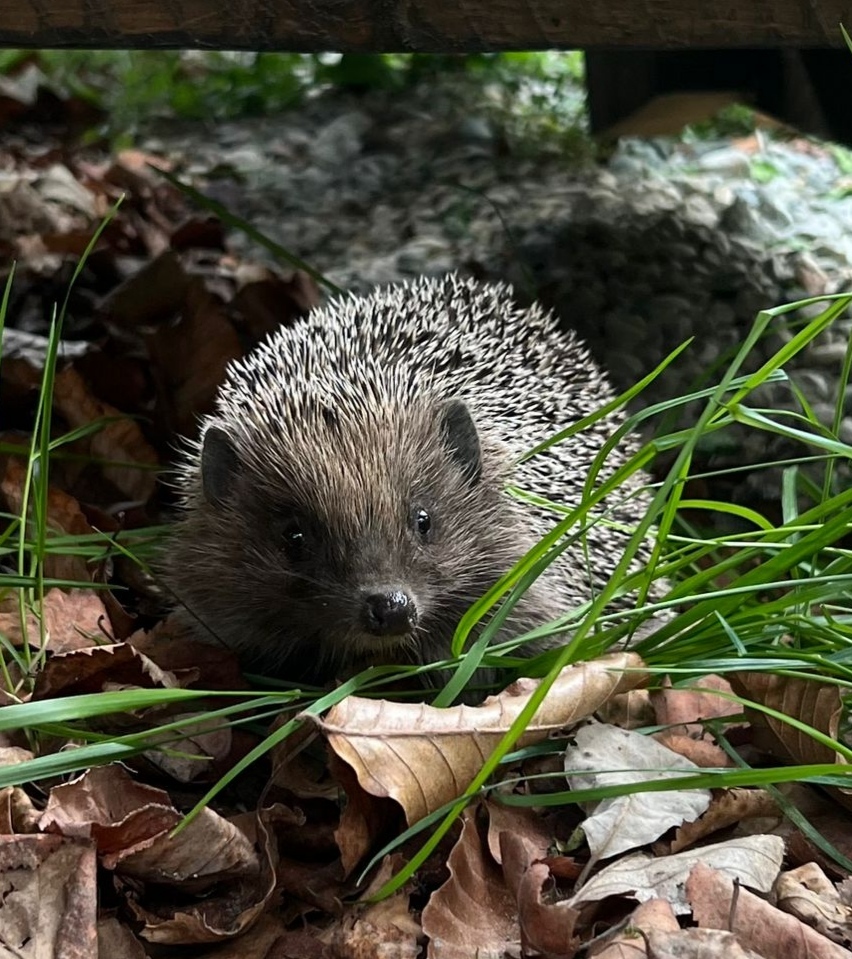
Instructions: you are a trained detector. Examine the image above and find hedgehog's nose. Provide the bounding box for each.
[362,590,418,636]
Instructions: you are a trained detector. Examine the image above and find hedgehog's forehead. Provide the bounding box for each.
[233,390,444,521]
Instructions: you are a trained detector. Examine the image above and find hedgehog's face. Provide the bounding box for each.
[192,398,526,681]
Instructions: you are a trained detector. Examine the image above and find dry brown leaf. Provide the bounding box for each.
[114,805,258,886]
[40,764,189,856]
[195,915,305,959]
[268,722,340,802]
[0,833,97,957]
[42,766,278,946]
[652,732,732,769]
[596,688,655,730]
[515,856,582,958]
[126,886,268,947]
[651,674,741,734]
[170,215,226,252]
[0,785,41,835]
[0,748,34,768]
[569,835,784,914]
[231,803,345,922]
[232,266,321,340]
[2,332,81,376]
[276,855,348,917]
[0,455,96,582]
[647,927,764,958]
[146,275,242,438]
[127,614,248,691]
[731,670,843,763]
[422,807,519,959]
[730,672,852,806]
[97,916,148,958]
[484,799,553,867]
[101,248,191,328]
[125,805,278,945]
[687,861,850,958]
[325,893,421,959]
[776,863,852,948]
[787,808,852,879]
[667,788,781,853]
[0,587,110,654]
[41,765,258,888]
[591,898,679,959]
[71,349,152,425]
[142,711,233,783]
[332,751,402,876]
[32,642,179,700]
[52,365,159,504]
[314,652,648,826]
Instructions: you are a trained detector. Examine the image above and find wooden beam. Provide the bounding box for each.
[2,1,851,52]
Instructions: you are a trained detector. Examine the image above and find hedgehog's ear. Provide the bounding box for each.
[201,427,241,507]
[440,399,481,485]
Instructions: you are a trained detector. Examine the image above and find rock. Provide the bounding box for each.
[794,369,833,401]
[695,147,752,177]
[311,111,372,168]
[808,342,850,366]
[793,252,830,296]
[682,194,719,230]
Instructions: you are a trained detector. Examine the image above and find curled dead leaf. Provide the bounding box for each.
[515,856,583,958]
[568,835,784,915]
[231,265,321,340]
[667,788,780,854]
[0,784,41,834]
[313,652,648,826]
[422,808,519,959]
[687,861,850,958]
[484,799,553,868]
[776,863,852,948]
[125,804,278,945]
[32,642,179,700]
[41,765,277,946]
[731,671,844,766]
[142,711,233,783]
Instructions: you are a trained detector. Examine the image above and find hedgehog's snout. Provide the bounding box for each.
[361,589,418,637]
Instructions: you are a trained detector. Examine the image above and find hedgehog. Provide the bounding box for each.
[162,274,654,691]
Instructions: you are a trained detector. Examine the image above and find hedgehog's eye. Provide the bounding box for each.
[283,521,306,560]
[414,508,432,538]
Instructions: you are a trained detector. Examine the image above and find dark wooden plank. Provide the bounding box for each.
[2,0,851,51]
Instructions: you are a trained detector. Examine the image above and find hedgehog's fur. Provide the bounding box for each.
[163,274,653,689]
